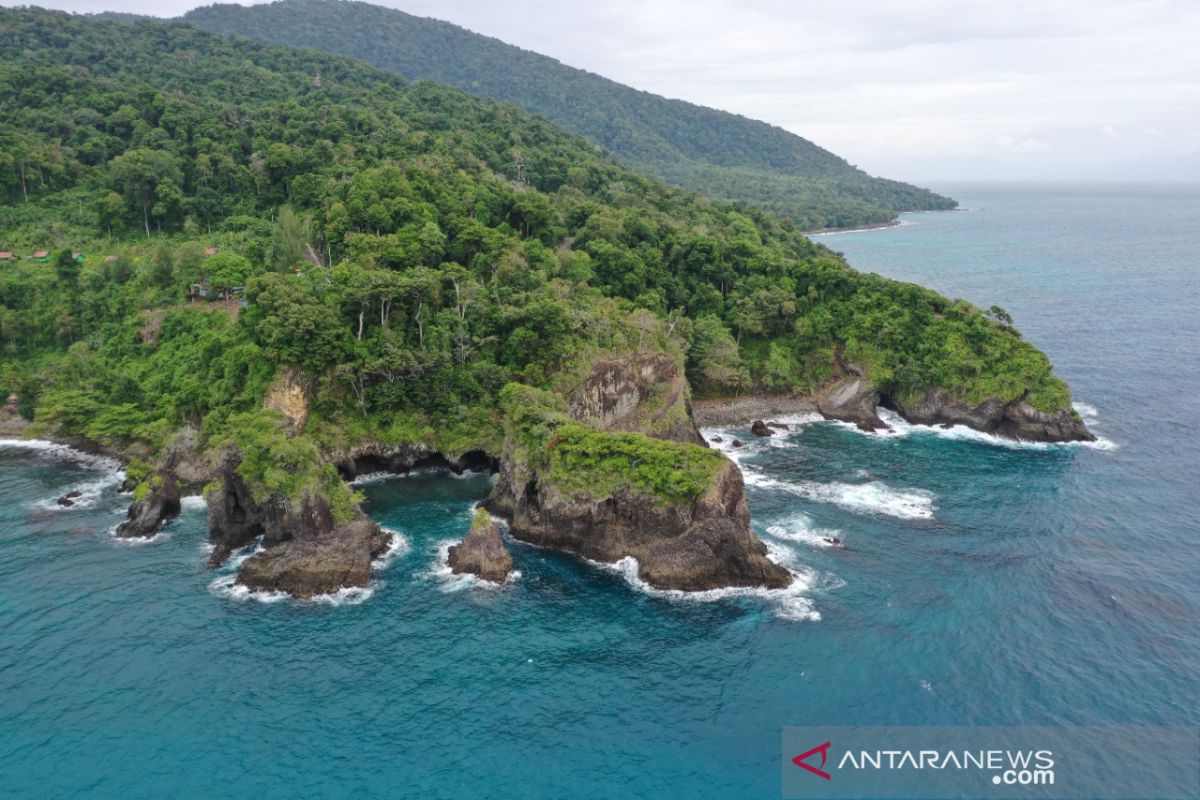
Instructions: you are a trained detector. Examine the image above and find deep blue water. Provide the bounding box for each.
[2,184,1198,798]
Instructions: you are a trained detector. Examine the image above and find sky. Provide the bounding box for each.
[4,0,1199,182]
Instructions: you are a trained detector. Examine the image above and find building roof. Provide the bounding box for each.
[204,247,218,256]
[0,252,13,259]
[32,250,49,258]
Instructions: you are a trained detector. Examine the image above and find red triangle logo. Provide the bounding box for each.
[792,741,832,780]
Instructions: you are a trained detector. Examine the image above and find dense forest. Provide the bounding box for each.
[182,0,957,230]
[0,8,1069,503]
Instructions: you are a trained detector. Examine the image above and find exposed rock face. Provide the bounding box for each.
[816,375,888,432]
[448,509,513,583]
[115,470,182,538]
[567,352,704,445]
[489,457,790,592]
[888,390,1094,443]
[236,517,390,598]
[262,367,313,432]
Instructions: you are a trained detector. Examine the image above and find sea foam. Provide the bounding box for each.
[585,550,823,622]
[743,467,936,520]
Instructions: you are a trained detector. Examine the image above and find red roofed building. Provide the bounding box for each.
[0,252,14,261]
[31,250,51,263]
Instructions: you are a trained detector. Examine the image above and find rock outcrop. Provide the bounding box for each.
[887,389,1094,443]
[488,354,791,592]
[489,455,790,591]
[448,508,513,583]
[750,420,774,437]
[816,375,888,432]
[206,449,393,596]
[567,352,704,445]
[115,470,181,538]
[236,517,390,598]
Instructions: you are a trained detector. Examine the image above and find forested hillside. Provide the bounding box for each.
[0,7,1071,490]
[182,0,956,230]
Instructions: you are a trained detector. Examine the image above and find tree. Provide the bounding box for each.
[107,148,183,235]
[207,253,254,298]
[270,206,311,271]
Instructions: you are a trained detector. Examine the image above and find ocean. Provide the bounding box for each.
[2,183,1197,798]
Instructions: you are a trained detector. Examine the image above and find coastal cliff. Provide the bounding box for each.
[486,355,791,591]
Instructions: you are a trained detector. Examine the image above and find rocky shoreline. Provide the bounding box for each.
[692,395,818,427]
[6,350,1094,602]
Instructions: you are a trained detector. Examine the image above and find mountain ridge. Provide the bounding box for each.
[181,0,956,230]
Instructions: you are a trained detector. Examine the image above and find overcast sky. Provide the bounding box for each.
[6,0,1199,182]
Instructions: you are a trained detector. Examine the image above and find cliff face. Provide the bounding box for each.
[488,352,791,592]
[814,360,1093,443]
[887,389,1094,443]
[567,352,704,445]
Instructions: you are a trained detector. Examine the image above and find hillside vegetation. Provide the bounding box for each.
[0,8,1069,494]
[182,0,956,230]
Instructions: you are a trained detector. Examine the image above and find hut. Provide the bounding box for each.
[0,252,14,262]
[31,250,51,263]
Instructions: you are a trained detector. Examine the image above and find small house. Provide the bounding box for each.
[0,252,14,262]
[189,276,213,300]
[31,250,50,263]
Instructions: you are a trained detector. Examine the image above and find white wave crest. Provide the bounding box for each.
[829,407,1118,451]
[107,523,168,545]
[765,513,844,548]
[372,527,411,570]
[208,574,289,603]
[0,438,122,471]
[586,548,824,623]
[207,572,378,605]
[180,495,207,510]
[744,468,935,520]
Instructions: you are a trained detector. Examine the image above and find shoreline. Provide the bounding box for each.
[692,394,818,427]
[805,219,900,236]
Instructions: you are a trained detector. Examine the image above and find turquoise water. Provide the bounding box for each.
[2,184,1198,798]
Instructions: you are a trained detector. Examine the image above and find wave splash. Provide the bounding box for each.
[586,543,824,622]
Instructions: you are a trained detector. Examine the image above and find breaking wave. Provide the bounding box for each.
[372,527,411,570]
[764,512,844,549]
[743,467,935,520]
[585,546,824,622]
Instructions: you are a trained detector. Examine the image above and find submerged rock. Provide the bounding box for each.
[56,490,83,507]
[115,470,181,538]
[448,508,513,583]
[750,420,773,437]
